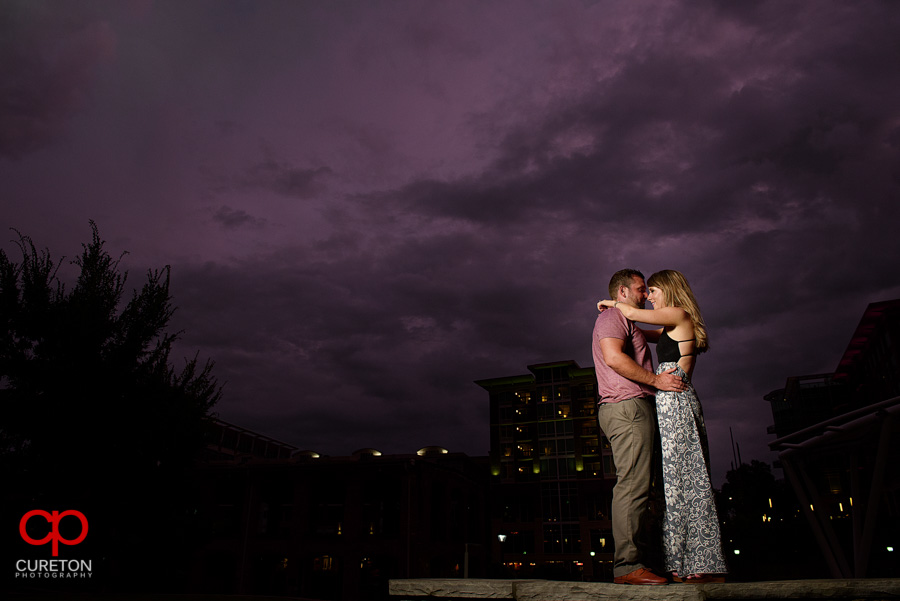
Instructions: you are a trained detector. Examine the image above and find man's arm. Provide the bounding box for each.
[599,337,685,392]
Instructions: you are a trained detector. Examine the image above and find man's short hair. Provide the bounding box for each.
[608,268,645,299]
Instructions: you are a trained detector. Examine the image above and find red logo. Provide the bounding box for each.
[19,510,89,557]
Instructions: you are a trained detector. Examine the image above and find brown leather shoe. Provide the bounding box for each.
[613,567,668,585]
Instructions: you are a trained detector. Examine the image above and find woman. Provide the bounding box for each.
[599,269,726,583]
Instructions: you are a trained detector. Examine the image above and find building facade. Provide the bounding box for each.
[188,436,489,600]
[476,360,618,581]
[766,299,900,578]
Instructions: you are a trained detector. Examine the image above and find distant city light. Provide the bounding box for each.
[734,550,741,555]
[498,534,507,542]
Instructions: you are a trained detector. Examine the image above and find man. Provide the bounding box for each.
[592,268,685,585]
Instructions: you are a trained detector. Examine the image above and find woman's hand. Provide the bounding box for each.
[597,299,616,312]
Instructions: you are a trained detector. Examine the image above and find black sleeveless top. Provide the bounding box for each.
[657,330,696,363]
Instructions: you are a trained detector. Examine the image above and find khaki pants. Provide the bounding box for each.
[597,396,657,577]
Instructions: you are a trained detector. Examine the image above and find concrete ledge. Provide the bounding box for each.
[514,580,698,601]
[389,578,900,601]
[389,578,530,599]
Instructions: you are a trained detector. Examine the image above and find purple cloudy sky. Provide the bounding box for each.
[3,0,900,486]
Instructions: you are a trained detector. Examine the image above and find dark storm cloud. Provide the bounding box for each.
[5,0,900,486]
[378,0,900,273]
[164,213,608,455]
[239,159,333,200]
[166,243,493,453]
[212,206,264,229]
[272,0,900,479]
[0,1,116,159]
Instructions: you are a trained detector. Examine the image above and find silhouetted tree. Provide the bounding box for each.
[0,223,221,591]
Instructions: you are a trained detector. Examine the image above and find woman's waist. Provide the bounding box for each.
[656,361,692,381]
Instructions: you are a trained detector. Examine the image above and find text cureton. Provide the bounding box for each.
[16,559,92,572]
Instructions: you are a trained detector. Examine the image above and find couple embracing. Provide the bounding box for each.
[592,268,726,585]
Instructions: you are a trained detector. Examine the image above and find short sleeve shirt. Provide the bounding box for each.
[592,308,655,403]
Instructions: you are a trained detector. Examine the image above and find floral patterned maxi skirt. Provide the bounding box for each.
[655,362,727,576]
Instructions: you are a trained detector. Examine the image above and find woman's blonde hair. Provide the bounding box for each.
[647,270,709,353]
